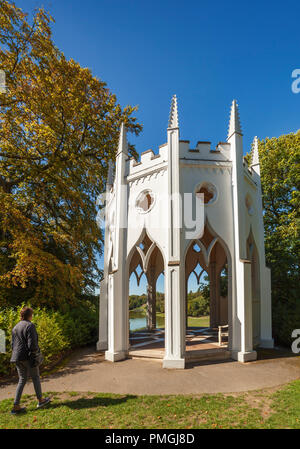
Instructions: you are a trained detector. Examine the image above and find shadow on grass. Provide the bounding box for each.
[48,395,136,410]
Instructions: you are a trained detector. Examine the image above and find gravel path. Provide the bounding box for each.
[0,346,299,399]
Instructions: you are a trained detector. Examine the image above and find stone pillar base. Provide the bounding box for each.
[96,340,108,351]
[259,338,274,348]
[232,350,257,363]
[163,357,185,369]
[105,350,127,362]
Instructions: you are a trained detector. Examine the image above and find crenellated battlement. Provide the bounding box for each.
[180,139,230,162]
[127,138,232,178]
[119,97,261,184]
[127,144,168,177]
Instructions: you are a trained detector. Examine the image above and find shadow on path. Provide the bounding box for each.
[185,358,235,370]
[40,348,104,384]
[256,348,298,361]
[0,346,101,388]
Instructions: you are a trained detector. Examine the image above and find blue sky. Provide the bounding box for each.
[17,0,300,294]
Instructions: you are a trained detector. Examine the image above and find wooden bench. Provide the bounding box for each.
[218,325,229,346]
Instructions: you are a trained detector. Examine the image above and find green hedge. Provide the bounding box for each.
[0,303,98,376]
[272,299,300,347]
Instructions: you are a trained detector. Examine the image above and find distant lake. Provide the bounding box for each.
[129,309,165,331]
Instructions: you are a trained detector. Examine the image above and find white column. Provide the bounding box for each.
[163,96,185,369]
[146,267,156,330]
[97,278,108,351]
[163,265,185,369]
[209,262,218,328]
[259,267,273,347]
[105,272,128,361]
[105,124,128,362]
[251,138,273,348]
[228,100,256,361]
[97,162,114,351]
[232,260,257,361]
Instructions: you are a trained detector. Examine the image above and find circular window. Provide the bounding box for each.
[245,194,254,215]
[195,182,217,204]
[136,190,155,213]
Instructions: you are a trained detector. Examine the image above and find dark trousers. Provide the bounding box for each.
[14,360,42,405]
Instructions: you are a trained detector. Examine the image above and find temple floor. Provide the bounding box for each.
[128,327,230,361]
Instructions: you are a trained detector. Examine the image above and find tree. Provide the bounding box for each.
[257,132,300,345]
[0,1,142,308]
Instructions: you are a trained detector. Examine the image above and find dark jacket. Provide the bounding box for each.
[10,320,40,363]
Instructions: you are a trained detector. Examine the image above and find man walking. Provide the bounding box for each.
[10,307,51,414]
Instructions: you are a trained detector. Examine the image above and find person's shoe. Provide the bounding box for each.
[11,407,27,415]
[37,397,51,409]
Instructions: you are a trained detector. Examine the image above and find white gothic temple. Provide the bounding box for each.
[97,96,274,369]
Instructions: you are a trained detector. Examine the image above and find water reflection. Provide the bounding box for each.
[129,310,165,331]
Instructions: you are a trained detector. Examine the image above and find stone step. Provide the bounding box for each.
[129,348,231,362]
[186,348,231,362]
[129,349,164,359]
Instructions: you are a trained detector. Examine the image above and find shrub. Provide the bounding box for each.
[187,295,210,317]
[272,299,300,346]
[58,303,98,347]
[33,310,69,365]
[129,295,146,311]
[0,302,98,376]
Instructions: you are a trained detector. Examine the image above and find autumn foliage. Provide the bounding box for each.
[0,1,142,308]
[258,132,300,345]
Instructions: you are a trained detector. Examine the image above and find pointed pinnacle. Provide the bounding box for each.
[117,122,128,155]
[227,99,242,140]
[251,136,259,166]
[168,94,179,129]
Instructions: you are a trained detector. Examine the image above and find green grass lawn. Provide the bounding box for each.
[155,313,210,329]
[187,315,210,327]
[0,380,299,429]
[131,312,210,332]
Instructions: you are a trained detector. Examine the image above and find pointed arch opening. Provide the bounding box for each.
[184,223,231,355]
[127,230,165,357]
